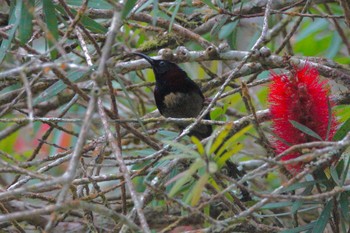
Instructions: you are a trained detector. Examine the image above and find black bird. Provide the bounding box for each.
[133,52,212,139]
[133,52,251,201]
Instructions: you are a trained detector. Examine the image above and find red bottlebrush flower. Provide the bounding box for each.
[268,63,338,175]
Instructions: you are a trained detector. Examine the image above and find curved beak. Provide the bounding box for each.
[132,52,155,66]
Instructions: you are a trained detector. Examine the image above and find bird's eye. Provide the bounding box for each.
[159,61,165,66]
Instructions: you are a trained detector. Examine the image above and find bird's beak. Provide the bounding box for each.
[132,52,155,66]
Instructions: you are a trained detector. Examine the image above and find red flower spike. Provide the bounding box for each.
[268,63,338,175]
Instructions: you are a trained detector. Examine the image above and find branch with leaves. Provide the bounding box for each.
[0,0,350,232]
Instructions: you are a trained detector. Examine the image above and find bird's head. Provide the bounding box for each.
[132,52,186,83]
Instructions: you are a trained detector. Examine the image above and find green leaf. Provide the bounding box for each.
[247,30,261,49]
[296,19,328,42]
[210,107,224,120]
[294,18,331,57]
[43,0,59,59]
[121,0,138,20]
[333,117,350,141]
[326,33,341,59]
[0,0,22,64]
[168,0,181,31]
[281,222,315,233]
[202,0,217,10]
[311,200,333,233]
[135,0,153,14]
[189,173,209,206]
[168,159,204,197]
[335,56,350,64]
[340,192,350,221]
[341,155,350,185]
[152,0,159,25]
[218,20,238,39]
[161,154,197,161]
[0,128,20,154]
[164,162,180,192]
[114,73,148,133]
[133,176,147,192]
[145,159,168,182]
[79,13,108,34]
[215,125,251,158]
[157,130,178,139]
[161,140,200,159]
[216,143,243,167]
[291,184,313,214]
[34,68,94,105]
[329,165,340,186]
[210,15,229,37]
[18,0,34,44]
[289,120,323,141]
[215,0,224,8]
[261,201,294,209]
[55,5,108,34]
[191,136,205,156]
[207,176,234,202]
[281,180,316,193]
[204,205,210,227]
[209,123,231,155]
[66,0,113,9]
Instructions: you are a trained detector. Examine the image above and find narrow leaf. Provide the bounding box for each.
[281,222,315,233]
[216,143,243,167]
[162,140,199,158]
[209,123,231,155]
[329,165,340,186]
[191,136,205,156]
[333,117,350,141]
[210,15,229,37]
[34,68,94,105]
[289,120,323,141]
[208,177,234,202]
[18,0,34,44]
[341,155,350,185]
[326,33,341,59]
[55,5,108,34]
[281,180,316,193]
[66,0,112,9]
[135,0,153,14]
[0,0,22,64]
[215,0,224,8]
[296,19,328,42]
[202,0,217,10]
[121,0,138,20]
[168,0,181,31]
[168,159,204,197]
[340,192,350,221]
[216,125,251,158]
[190,173,209,206]
[219,20,238,39]
[261,201,294,209]
[168,170,192,197]
[291,184,313,214]
[152,0,159,25]
[311,200,333,233]
[43,0,59,59]
[114,74,147,133]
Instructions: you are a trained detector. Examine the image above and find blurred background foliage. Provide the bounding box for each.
[0,0,350,232]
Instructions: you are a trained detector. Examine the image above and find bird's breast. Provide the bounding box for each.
[163,92,183,108]
[160,91,204,118]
